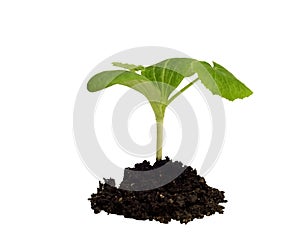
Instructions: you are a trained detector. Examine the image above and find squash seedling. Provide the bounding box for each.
[87,58,252,161]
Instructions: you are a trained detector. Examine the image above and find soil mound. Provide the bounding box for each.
[89,158,226,224]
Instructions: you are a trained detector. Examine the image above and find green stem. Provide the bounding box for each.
[156,117,164,161]
[167,77,199,105]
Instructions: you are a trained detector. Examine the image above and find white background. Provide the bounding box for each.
[1,0,299,234]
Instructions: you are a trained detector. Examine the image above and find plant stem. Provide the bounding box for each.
[154,78,199,161]
[167,77,199,105]
[156,117,164,161]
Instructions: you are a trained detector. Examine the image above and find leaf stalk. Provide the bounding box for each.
[167,77,199,105]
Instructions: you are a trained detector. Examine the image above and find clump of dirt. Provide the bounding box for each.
[89,157,227,224]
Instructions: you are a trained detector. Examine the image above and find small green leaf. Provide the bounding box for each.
[112,62,144,71]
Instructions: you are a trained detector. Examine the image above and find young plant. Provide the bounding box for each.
[87,58,252,161]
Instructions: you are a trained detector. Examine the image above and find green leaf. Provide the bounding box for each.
[198,61,253,101]
[87,70,161,103]
[141,65,185,100]
[112,62,144,71]
[148,58,253,101]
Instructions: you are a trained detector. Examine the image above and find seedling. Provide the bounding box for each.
[87,58,252,161]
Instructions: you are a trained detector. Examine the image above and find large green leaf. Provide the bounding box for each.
[141,66,185,100]
[149,58,253,101]
[112,61,189,100]
[198,61,253,101]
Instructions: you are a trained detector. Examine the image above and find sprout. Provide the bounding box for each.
[87,58,252,161]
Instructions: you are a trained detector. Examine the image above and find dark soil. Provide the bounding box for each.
[89,157,227,224]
